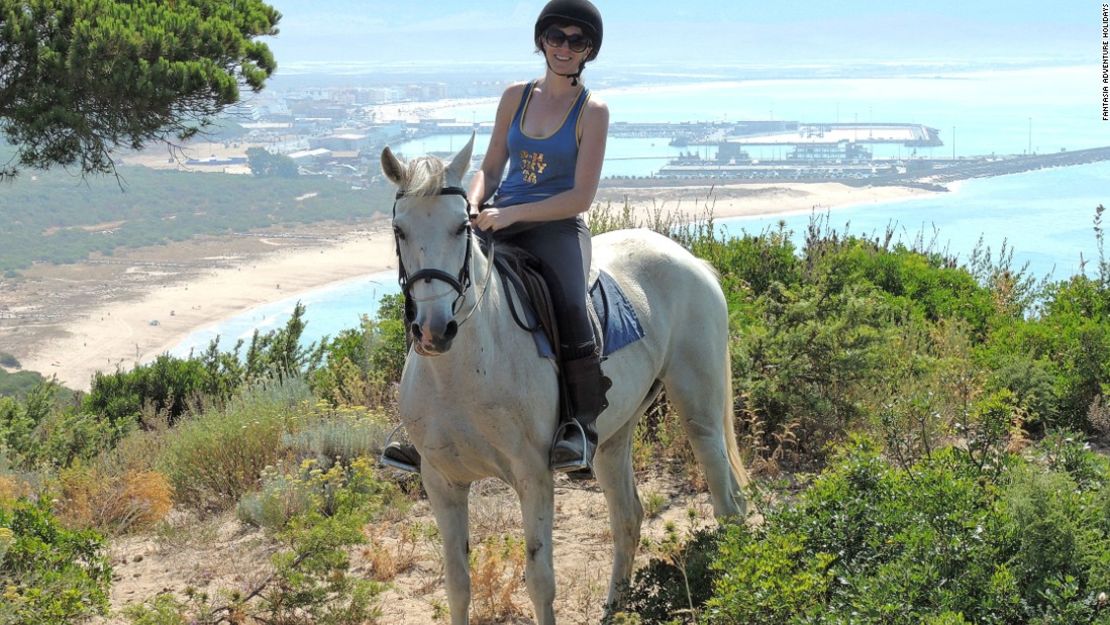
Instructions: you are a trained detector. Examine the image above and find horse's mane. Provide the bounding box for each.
[399,156,448,197]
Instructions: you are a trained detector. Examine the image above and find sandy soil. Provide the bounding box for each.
[94,472,720,625]
[0,181,931,391]
[0,221,395,390]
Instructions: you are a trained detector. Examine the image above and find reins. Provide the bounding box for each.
[392,186,496,331]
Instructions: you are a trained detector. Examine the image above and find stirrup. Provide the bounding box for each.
[380,425,420,473]
[550,420,592,473]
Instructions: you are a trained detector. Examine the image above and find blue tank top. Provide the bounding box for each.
[494,81,591,208]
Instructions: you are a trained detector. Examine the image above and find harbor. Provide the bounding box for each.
[402,117,1110,187]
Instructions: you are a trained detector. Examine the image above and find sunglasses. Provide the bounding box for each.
[543,27,591,53]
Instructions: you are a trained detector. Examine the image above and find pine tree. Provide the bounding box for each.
[0,0,280,176]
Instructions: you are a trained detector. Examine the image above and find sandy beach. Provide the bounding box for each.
[1,181,932,390]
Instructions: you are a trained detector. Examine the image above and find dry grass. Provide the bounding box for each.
[558,553,610,625]
[0,474,32,506]
[1089,395,1110,443]
[363,523,421,582]
[469,534,528,624]
[56,466,173,533]
[469,478,522,539]
[96,467,724,625]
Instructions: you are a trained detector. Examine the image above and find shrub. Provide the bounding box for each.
[681,224,801,303]
[309,294,407,408]
[469,534,528,624]
[981,275,1110,433]
[0,497,112,625]
[680,436,1110,625]
[55,465,173,534]
[158,378,314,511]
[0,351,21,369]
[608,525,725,624]
[0,368,52,399]
[85,354,211,427]
[735,280,903,461]
[281,405,393,469]
[237,456,404,531]
[125,506,386,625]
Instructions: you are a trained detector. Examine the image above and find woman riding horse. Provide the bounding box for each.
[384,0,610,476]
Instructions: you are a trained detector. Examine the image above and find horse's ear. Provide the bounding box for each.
[381,146,406,187]
[445,132,475,186]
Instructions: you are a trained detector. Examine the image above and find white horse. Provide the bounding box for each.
[381,136,749,625]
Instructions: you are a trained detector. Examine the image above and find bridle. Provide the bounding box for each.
[391,186,496,330]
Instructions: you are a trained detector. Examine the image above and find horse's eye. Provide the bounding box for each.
[455,222,468,236]
[393,225,406,241]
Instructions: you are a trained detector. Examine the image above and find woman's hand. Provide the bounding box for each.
[475,207,519,232]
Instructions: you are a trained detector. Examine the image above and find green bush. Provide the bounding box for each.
[237,456,404,531]
[734,280,903,460]
[658,435,1110,625]
[281,406,393,469]
[0,497,112,625]
[608,526,726,624]
[85,354,212,427]
[126,500,387,625]
[85,302,318,430]
[309,294,407,407]
[0,382,118,471]
[980,275,1110,432]
[0,367,50,398]
[158,378,315,511]
[0,384,54,468]
[0,351,21,369]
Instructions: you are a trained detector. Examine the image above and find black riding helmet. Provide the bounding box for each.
[534,0,603,63]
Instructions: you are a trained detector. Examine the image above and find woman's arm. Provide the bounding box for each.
[476,96,609,231]
[468,84,524,211]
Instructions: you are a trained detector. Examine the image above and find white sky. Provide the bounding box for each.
[263,0,1094,70]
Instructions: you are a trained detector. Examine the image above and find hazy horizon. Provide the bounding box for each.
[263,0,1092,76]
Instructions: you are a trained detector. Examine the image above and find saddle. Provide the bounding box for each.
[491,244,644,423]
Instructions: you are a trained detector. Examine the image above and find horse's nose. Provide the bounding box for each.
[411,316,457,353]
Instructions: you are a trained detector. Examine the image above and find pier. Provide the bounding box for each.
[402,117,1109,187]
[651,147,1110,186]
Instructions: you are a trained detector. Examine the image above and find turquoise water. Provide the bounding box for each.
[397,67,1104,178]
[174,66,1109,354]
[170,270,398,357]
[720,161,1110,283]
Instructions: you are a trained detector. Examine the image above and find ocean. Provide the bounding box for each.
[173,65,1109,355]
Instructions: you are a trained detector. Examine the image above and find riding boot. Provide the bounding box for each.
[381,442,421,473]
[550,349,612,479]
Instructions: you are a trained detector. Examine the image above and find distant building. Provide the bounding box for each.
[788,140,872,162]
[287,148,332,164]
[310,133,373,152]
[404,83,449,101]
[362,87,401,104]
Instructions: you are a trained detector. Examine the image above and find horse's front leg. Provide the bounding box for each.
[424,468,472,625]
[514,469,556,625]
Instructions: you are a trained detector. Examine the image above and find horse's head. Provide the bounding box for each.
[381,134,476,356]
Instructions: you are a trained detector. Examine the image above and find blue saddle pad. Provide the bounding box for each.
[524,269,645,359]
[590,270,645,357]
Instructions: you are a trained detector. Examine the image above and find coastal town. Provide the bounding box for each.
[126,79,1110,190]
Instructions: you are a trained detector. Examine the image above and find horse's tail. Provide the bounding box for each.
[722,351,752,492]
